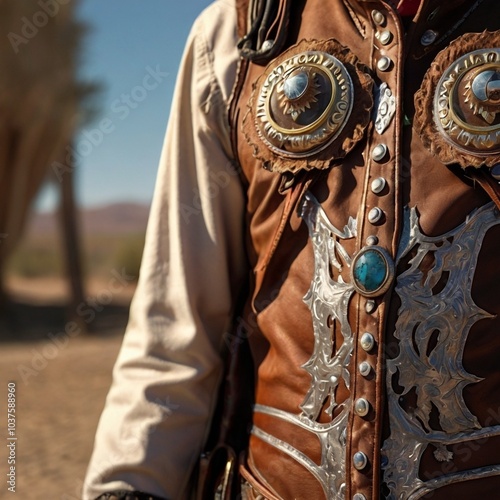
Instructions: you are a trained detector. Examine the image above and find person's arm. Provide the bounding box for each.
[83,2,246,499]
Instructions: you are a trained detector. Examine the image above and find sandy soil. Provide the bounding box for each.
[0,278,135,500]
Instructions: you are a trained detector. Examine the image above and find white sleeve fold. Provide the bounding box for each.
[83,2,246,498]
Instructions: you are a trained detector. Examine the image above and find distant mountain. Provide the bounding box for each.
[28,202,150,236]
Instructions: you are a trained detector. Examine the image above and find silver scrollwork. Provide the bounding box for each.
[382,203,500,499]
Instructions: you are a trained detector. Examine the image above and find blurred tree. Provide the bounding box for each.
[0,0,99,317]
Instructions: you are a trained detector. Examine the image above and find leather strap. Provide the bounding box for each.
[237,0,292,64]
[469,168,500,212]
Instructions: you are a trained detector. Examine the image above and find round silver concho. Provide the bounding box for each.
[254,51,354,158]
[433,48,500,158]
[350,245,394,298]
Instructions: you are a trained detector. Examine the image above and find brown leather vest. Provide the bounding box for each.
[230,1,500,498]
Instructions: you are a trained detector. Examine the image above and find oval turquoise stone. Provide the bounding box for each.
[353,249,388,293]
[284,71,309,100]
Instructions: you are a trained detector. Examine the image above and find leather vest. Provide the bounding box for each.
[230,1,500,498]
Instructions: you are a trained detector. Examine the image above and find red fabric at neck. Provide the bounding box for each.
[397,0,422,16]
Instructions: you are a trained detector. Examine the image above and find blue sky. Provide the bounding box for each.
[36,0,213,212]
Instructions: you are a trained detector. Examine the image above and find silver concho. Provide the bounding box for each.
[255,51,353,158]
[434,47,500,158]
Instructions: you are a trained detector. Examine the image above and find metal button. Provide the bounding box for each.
[353,494,367,500]
[355,398,370,416]
[491,164,500,180]
[371,177,387,194]
[359,361,372,377]
[377,56,392,71]
[365,300,376,314]
[366,235,378,246]
[421,30,438,46]
[371,9,385,25]
[379,30,393,45]
[353,451,368,470]
[360,333,375,351]
[368,207,384,224]
[261,39,275,52]
[372,143,388,162]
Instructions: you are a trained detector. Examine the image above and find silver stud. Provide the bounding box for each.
[365,300,376,314]
[372,143,388,162]
[359,361,372,377]
[360,333,375,351]
[377,56,392,71]
[491,164,500,180]
[371,177,387,194]
[366,235,379,246]
[368,207,384,224]
[353,451,368,470]
[421,30,438,46]
[371,10,385,25]
[353,495,367,500]
[355,398,370,416]
[379,30,393,45]
[261,39,275,52]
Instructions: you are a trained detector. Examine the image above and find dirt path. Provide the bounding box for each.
[0,277,134,499]
[0,331,124,500]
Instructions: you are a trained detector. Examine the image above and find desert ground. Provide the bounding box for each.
[0,277,135,500]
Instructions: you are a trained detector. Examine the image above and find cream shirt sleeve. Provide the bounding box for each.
[83,2,246,499]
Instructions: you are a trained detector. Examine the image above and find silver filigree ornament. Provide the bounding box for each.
[374,82,396,134]
[251,192,358,499]
[382,203,500,499]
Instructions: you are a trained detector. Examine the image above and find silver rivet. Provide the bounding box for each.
[368,207,384,224]
[359,361,372,377]
[491,164,500,180]
[379,30,393,45]
[421,30,438,46]
[355,398,370,416]
[365,300,376,314]
[372,143,388,162]
[353,451,368,470]
[366,235,379,246]
[353,494,367,500]
[371,177,387,194]
[371,10,385,25]
[261,39,275,52]
[377,55,392,71]
[360,333,375,351]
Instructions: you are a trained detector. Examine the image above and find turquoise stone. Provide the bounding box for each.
[353,249,388,293]
[284,71,309,100]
